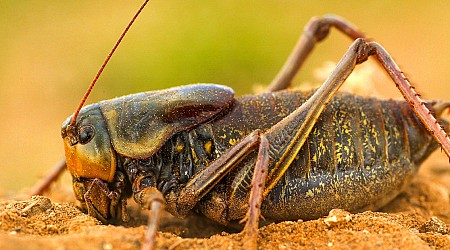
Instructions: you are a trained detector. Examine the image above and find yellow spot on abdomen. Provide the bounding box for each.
[204,141,212,154]
[305,189,314,198]
[176,143,184,152]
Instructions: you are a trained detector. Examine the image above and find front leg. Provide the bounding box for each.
[134,187,165,250]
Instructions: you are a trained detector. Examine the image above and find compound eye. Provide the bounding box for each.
[78,125,95,144]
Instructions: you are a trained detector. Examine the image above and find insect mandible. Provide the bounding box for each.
[31,1,450,250]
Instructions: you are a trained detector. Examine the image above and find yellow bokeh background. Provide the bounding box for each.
[0,1,448,194]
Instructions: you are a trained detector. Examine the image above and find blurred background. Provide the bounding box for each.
[0,1,448,195]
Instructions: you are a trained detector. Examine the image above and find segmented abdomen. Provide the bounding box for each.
[208,90,438,221]
[261,92,437,221]
[295,92,435,177]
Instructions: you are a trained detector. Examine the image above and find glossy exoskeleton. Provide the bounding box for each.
[62,84,447,225]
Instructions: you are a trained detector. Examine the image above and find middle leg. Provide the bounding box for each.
[267,15,367,92]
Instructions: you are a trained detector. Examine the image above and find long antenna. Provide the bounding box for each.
[70,0,150,126]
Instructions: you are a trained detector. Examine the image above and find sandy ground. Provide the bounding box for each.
[1,157,449,250]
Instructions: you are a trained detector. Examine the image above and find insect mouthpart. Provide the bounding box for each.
[72,173,130,224]
[72,178,114,223]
